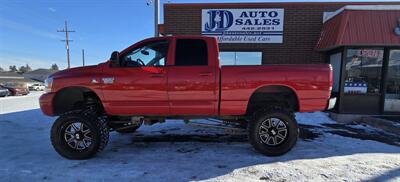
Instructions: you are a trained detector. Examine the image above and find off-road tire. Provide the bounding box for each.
[51,112,109,160]
[248,107,298,156]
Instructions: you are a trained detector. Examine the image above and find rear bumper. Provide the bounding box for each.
[39,93,55,116]
[326,97,337,110]
[0,91,7,96]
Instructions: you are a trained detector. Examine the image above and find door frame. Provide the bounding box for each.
[381,47,400,115]
[166,37,220,115]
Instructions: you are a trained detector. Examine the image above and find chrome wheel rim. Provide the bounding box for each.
[64,122,92,150]
[259,118,288,146]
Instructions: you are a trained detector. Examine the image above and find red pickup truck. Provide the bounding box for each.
[40,36,334,159]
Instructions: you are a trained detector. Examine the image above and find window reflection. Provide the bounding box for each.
[384,50,400,112]
[220,52,262,65]
[344,49,383,94]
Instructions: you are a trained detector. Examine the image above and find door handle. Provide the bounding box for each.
[199,72,212,76]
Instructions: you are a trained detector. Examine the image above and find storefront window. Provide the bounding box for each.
[344,49,384,94]
[220,52,262,65]
[384,50,400,112]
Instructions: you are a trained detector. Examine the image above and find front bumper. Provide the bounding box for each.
[326,97,337,110]
[39,92,56,116]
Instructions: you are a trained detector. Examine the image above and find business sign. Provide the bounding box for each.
[201,9,284,43]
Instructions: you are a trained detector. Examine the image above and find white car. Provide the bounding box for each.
[29,83,45,91]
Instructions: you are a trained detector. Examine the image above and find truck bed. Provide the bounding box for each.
[219,64,332,115]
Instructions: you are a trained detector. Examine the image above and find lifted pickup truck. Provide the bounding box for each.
[40,36,334,159]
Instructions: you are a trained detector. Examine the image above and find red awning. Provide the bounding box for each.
[315,8,400,51]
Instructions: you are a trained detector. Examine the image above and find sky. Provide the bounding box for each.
[1,0,399,70]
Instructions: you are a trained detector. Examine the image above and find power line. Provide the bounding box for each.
[57,21,75,69]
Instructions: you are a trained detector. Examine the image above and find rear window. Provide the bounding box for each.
[175,39,208,66]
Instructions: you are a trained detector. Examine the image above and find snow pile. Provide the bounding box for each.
[0,91,42,114]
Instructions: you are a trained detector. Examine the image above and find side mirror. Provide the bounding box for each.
[141,50,149,56]
[110,51,120,67]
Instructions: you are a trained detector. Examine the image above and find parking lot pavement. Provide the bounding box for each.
[0,93,399,182]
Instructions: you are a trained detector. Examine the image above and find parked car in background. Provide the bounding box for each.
[2,83,29,96]
[0,86,10,97]
[29,83,45,91]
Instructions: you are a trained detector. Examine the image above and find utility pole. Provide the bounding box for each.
[147,0,160,37]
[82,49,85,66]
[155,0,159,37]
[57,21,75,69]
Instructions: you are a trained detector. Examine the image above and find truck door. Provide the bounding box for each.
[102,39,170,115]
[167,38,218,115]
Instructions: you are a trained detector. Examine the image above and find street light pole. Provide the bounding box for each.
[148,0,160,37]
[82,49,85,66]
[154,0,160,37]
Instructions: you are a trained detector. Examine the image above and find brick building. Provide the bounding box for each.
[161,2,400,116]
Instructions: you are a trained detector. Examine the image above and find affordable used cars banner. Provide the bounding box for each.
[201,9,284,43]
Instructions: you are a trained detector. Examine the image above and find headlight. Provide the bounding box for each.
[44,77,53,93]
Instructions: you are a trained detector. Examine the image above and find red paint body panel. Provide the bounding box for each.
[39,92,55,116]
[102,65,169,115]
[39,64,106,116]
[39,36,332,117]
[167,66,218,115]
[220,64,332,115]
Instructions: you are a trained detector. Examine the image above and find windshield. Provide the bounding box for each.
[121,40,169,67]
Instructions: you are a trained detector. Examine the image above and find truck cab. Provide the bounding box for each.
[103,36,220,116]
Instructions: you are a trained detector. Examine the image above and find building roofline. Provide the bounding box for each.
[165,1,400,8]
[323,5,400,23]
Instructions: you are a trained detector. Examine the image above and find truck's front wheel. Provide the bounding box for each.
[248,107,298,156]
[51,113,109,160]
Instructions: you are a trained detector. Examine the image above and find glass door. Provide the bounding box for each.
[384,49,400,113]
[340,48,384,114]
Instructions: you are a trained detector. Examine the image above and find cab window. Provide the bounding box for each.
[175,39,208,66]
[121,40,169,67]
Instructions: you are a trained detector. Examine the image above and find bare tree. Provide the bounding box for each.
[18,64,32,74]
[51,64,59,71]
[9,65,17,72]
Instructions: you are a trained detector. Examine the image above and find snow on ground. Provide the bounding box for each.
[296,112,336,126]
[0,93,399,182]
[0,91,42,114]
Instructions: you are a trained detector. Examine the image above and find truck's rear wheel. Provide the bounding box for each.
[248,107,298,156]
[51,113,109,159]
